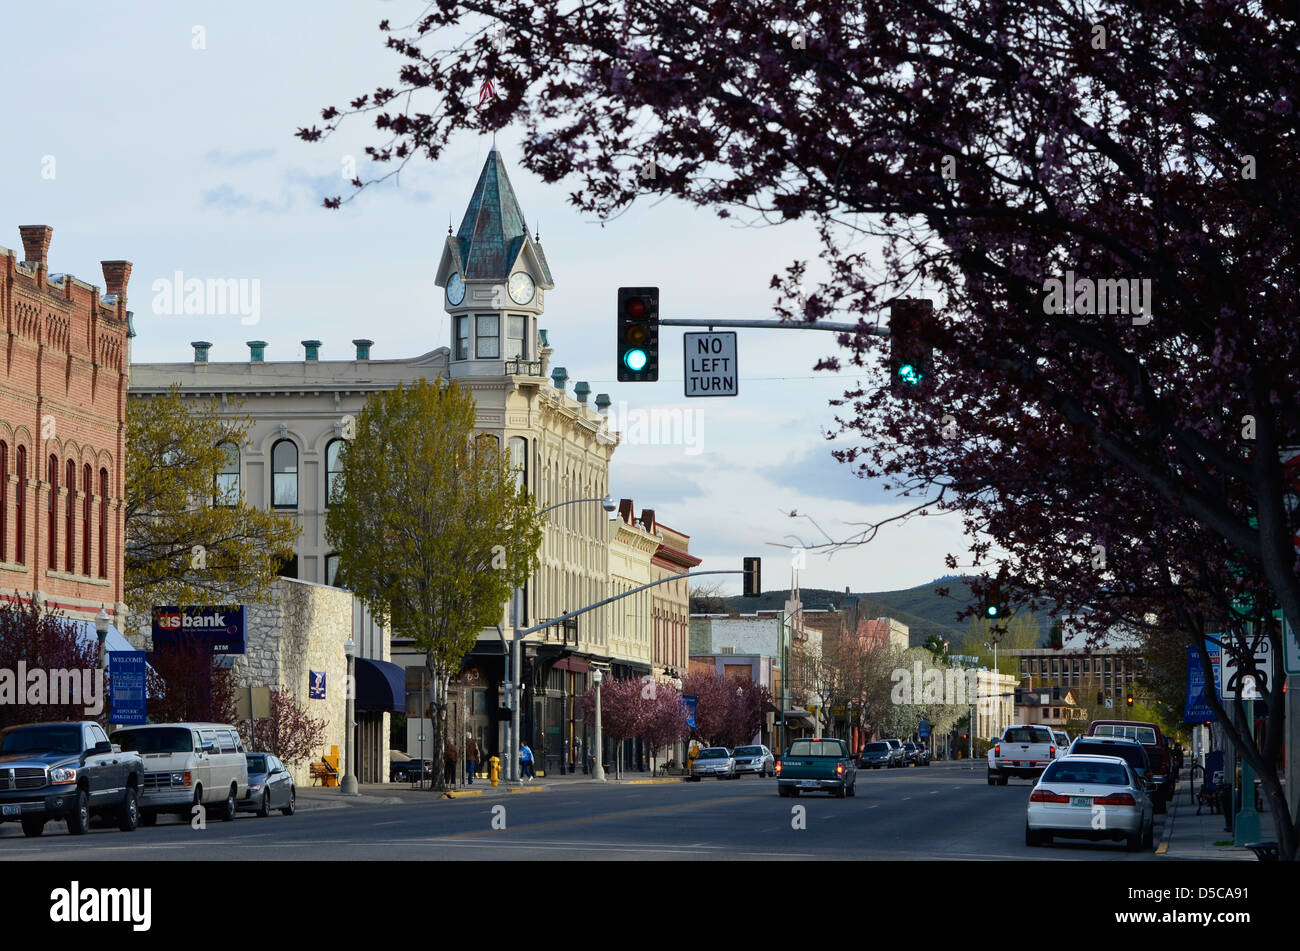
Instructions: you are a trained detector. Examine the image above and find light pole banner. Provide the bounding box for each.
[682,694,697,730]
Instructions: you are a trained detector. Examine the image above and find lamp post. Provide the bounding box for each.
[592,668,606,781]
[95,606,110,670]
[341,638,359,795]
[505,495,616,783]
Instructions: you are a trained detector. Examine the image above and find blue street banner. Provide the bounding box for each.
[1184,642,1221,723]
[109,651,147,725]
[151,605,246,654]
[918,718,931,739]
[682,694,697,730]
[309,671,327,700]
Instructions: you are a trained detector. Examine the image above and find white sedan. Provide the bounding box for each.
[1025,754,1154,851]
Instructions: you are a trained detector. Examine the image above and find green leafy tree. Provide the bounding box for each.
[125,385,298,613]
[325,378,543,791]
[962,612,1040,678]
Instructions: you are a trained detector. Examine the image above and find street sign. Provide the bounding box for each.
[1218,632,1274,700]
[1184,645,1219,723]
[108,651,146,725]
[682,694,698,729]
[918,718,931,739]
[151,605,246,653]
[683,332,738,397]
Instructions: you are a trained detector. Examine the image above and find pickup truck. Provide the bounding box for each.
[0,720,145,836]
[775,738,858,798]
[987,724,1058,785]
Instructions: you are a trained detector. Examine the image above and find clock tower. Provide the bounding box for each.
[436,144,554,381]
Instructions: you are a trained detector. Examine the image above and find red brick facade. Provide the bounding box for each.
[0,226,129,623]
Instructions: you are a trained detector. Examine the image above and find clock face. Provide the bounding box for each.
[508,271,536,305]
[447,272,465,306]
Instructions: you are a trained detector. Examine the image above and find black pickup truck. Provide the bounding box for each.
[0,721,145,837]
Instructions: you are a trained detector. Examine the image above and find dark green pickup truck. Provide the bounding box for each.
[775,738,858,798]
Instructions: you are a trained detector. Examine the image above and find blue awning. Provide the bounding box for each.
[69,619,157,698]
[355,658,405,713]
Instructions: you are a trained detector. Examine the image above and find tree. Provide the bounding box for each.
[689,582,730,614]
[303,2,1300,855]
[0,601,101,729]
[248,689,328,767]
[145,635,237,726]
[680,670,734,747]
[716,680,772,749]
[579,676,647,778]
[960,612,1041,679]
[325,378,543,791]
[125,385,298,613]
[639,683,690,772]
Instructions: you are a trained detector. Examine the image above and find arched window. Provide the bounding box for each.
[98,467,108,579]
[0,441,7,563]
[47,454,58,570]
[271,439,298,508]
[214,442,239,506]
[325,439,345,507]
[82,464,91,576]
[324,552,340,587]
[65,458,75,573]
[15,446,26,564]
[509,436,528,492]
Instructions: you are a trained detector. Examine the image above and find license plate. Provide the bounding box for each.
[2,804,22,816]
[800,780,819,788]
[1071,796,1091,807]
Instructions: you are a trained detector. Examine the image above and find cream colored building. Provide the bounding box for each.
[973,668,1018,741]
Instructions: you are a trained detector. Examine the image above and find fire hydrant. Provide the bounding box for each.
[488,755,501,786]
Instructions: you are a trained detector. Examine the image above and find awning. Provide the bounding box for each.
[354,658,406,713]
[551,656,590,673]
[71,620,157,698]
[781,708,817,727]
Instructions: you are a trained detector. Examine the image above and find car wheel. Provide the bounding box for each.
[67,789,91,835]
[393,770,407,784]
[280,787,296,816]
[847,780,857,798]
[141,811,157,827]
[21,817,45,837]
[117,787,140,832]
[257,791,271,818]
[987,771,996,786]
[1126,831,1142,852]
[997,776,1009,786]
[1025,823,1040,846]
[221,785,237,822]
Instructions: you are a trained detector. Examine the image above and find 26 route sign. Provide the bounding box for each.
[683,332,738,397]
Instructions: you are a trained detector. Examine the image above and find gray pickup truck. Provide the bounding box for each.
[0,720,145,837]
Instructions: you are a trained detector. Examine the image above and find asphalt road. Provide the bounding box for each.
[0,764,1168,860]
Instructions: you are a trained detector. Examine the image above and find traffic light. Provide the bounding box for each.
[742,557,761,598]
[888,298,935,393]
[617,286,659,382]
[1126,693,1134,707]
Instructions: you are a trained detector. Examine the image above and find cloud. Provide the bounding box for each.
[204,148,277,166]
[199,184,288,214]
[758,445,920,506]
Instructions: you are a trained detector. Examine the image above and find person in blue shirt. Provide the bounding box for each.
[519,743,536,781]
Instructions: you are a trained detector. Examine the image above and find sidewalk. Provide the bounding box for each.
[1157,772,1254,861]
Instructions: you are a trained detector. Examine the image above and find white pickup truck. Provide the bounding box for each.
[987,724,1059,785]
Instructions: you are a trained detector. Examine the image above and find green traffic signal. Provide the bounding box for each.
[897,363,923,386]
[623,348,648,371]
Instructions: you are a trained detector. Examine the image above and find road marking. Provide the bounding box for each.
[901,796,912,801]
[929,790,939,794]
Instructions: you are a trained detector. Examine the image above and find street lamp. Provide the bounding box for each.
[94,606,110,670]
[341,638,359,795]
[592,668,606,781]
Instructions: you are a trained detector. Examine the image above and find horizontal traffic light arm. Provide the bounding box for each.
[658,317,888,335]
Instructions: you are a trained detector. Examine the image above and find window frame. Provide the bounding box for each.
[325,439,345,507]
[64,458,75,573]
[82,463,91,575]
[454,315,470,361]
[475,313,500,359]
[47,454,58,569]
[98,467,108,578]
[505,314,529,360]
[15,446,25,564]
[214,442,240,507]
[270,439,299,509]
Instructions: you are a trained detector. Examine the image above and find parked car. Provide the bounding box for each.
[389,753,435,784]
[883,738,906,767]
[911,743,931,766]
[109,722,248,825]
[902,742,924,765]
[0,721,145,837]
[731,745,774,777]
[1026,753,1154,851]
[1087,720,1174,812]
[775,737,858,798]
[1053,731,1071,755]
[1067,736,1156,802]
[238,753,296,816]
[987,724,1058,785]
[858,741,893,769]
[688,747,736,780]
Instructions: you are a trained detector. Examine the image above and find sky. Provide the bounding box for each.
[1,0,981,596]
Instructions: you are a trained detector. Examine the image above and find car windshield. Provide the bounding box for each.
[1072,742,1147,770]
[0,724,82,755]
[111,727,193,754]
[1043,760,1130,785]
[733,747,762,756]
[864,743,889,753]
[1003,727,1052,743]
[788,740,844,757]
[1094,724,1158,745]
[246,754,268,774]
[698,749,728,759]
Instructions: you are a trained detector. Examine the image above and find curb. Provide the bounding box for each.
[1155,805,1174,855]
[625,777,682,785]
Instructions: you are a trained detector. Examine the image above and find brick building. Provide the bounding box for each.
[0,226,131,627]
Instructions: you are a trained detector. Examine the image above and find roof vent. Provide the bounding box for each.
[352,338,373,360]
[191,341,213,363]
[551,366,567,391]
[247,340,267,362]
[595,393,611,415]
[574,381,591,403]
[301,340,322,361]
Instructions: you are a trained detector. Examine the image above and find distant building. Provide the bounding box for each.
[1015,685,1086,735]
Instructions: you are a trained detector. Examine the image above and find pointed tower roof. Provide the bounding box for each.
[449,149,554,285]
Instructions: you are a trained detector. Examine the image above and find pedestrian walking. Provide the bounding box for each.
[520,742,535,780]
[465,733,479,784]
[443,737,458,786]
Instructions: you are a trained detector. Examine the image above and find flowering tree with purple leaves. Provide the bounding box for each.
[639,682,690,774]
[579,676,645,778]
[302,1,1300,856]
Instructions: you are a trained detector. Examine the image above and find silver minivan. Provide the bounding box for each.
[110,723,249,824]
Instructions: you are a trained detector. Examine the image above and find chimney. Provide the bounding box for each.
[247,340,267,362]
[352,338,373,361]
[618,498,634,523]
[301,340,321,361]
[595,393,611,415]
[574,381,591,404]
[641,508,655,533]
[100,260,132,300]
[18,225,52,270]
[550,366,567,391]
[191,341,213,363]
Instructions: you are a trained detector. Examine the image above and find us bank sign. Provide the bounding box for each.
[151,605,247,654]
